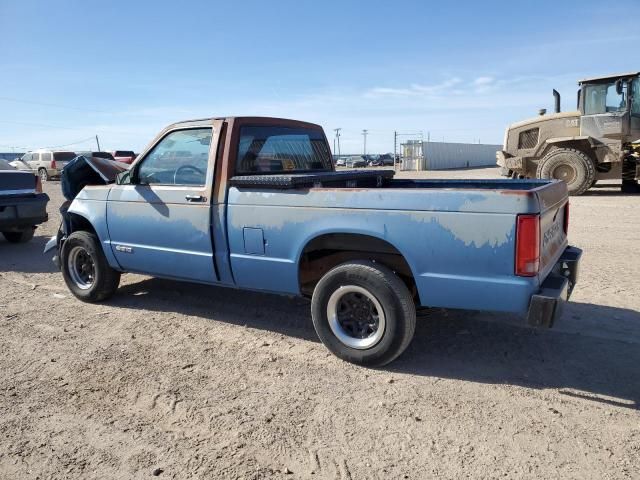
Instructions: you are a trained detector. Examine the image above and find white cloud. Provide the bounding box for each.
[365,77,463,98]
[473,76,494,86]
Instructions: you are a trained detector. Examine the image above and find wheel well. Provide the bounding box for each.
[298,233,419,302]
[66,212,98,237]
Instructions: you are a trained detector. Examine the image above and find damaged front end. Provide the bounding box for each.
[44,156,129,266]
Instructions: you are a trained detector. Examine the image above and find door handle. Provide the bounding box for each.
[185,194,206,202]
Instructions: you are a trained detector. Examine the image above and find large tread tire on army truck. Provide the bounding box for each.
[536,148,596,196]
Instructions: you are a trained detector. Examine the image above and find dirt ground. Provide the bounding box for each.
[1,167,638,479]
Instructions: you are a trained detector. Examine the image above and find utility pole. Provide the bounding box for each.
[393,131,397,171]
[95,135,101,151]
[333,128,341,157]
[362,129,368,156]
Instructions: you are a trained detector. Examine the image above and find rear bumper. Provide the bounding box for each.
[527,246,582,328]
[0,193,49,230]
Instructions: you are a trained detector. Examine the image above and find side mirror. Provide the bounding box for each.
[116,170,132,185]
[616,79,624,96]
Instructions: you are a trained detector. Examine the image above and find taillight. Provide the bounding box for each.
[35,175,42,193]
[515,214,540,277]
[563,201,569,235]
[51,159,56,169]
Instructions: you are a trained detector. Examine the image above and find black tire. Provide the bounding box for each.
[2,228,35,243]
[536,148,596,196]
[311,260,416,367]
[38,168,49,182]
[61,231,120,302]
[621,156,639,193]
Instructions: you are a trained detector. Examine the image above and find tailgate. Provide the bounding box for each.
[536,181,569,279]
[0,171,36,195]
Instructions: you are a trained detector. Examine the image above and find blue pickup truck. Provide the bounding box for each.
[46,117,582,366]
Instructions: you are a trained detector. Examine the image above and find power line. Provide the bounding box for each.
[0,119,80,130]
[44,136,98,149]
[0,96,106,113]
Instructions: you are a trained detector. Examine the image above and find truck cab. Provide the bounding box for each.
[498,72,640,195]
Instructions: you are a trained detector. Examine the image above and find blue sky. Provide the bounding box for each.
[0,0,638,154]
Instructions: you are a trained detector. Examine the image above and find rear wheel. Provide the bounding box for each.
[2,228,35,243]
[38,168,49,182]
[537,148,596,196]
[311,260,416,367]
[61,231,120,302]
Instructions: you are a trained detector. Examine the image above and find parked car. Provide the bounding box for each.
[367,155,383,166]
[346,156,367,168]
[335,157,347,167]
[45,116,582,367]
[0,159,49,243]
[108,150,137,164]
[76,151,116,161]
[379,153,395,166]
[9,159,34,172]
[19,150,77,182]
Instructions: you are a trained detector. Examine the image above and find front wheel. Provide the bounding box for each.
[311,260,416,367]
[38,168,49,183]
[61,231,121,302]
[536,148,596,196]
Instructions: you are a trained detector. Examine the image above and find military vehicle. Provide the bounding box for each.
[497,72,640,195]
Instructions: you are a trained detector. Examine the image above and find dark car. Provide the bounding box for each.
[367,155,383,166]
[379,153,395,166]
[346,156,367,168]
[76,151,116,161]
[108,150,137,164]
[0,159,49,243]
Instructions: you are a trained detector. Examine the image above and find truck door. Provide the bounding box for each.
[106,125,218,283]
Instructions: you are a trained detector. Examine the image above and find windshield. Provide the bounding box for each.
[236,125,332,174]
[584,81,628,115]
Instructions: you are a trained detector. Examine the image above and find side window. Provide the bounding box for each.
[41,152,52,163]
[22,153,32,162]
[31,153,40,163]
[605,83,626,112]
[584,83,626,114]
[632,78,640,115]
[137,128,212,186]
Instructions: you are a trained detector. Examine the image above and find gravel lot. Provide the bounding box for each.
[1,167,638,479]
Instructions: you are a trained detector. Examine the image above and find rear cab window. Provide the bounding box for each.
[236,125,332,174]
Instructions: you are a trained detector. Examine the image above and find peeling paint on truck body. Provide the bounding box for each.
[59,116,575,321]
[226,179,567,313]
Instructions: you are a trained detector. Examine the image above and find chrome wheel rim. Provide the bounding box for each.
[39,170,47,182]
[67,246,95,290]
[326,285,386,349]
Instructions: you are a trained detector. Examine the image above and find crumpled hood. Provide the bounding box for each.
[61,155,129,201]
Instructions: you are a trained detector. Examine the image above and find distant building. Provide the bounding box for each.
[401,142,501,171]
